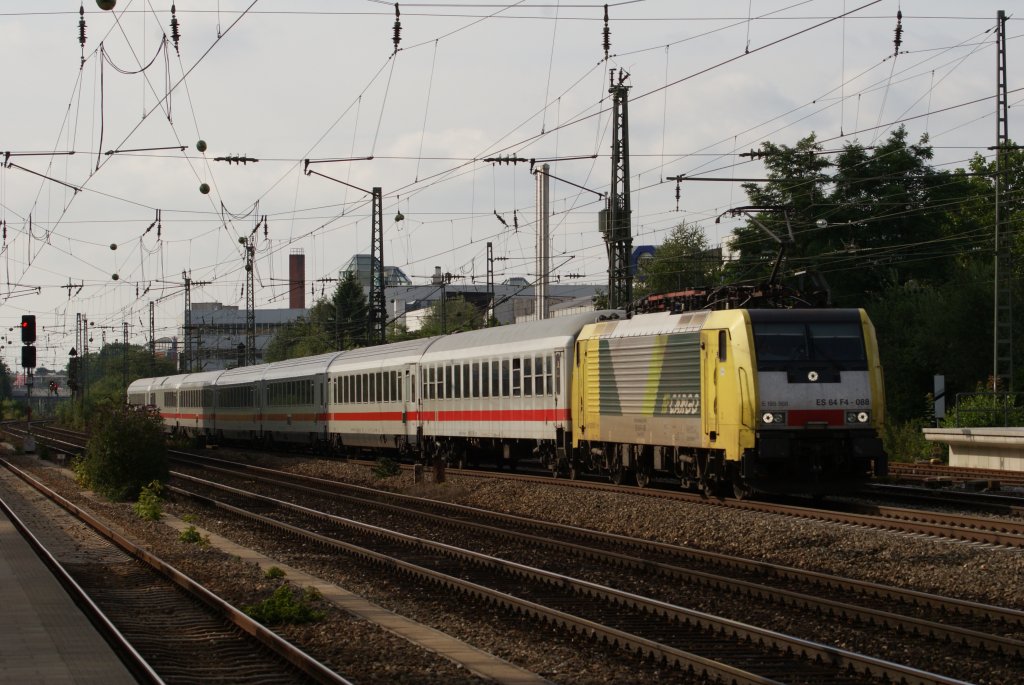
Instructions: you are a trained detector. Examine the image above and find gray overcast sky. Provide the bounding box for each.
[0,1,1017,370]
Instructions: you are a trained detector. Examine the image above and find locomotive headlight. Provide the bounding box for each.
[846,410,871,424]
[761,411,785,425]
[762,412,774,424]
[857,411,870,423]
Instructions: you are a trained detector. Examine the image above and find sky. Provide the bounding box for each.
[0,1,1018,372]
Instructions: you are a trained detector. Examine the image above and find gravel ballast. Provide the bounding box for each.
[7,452,1023,684]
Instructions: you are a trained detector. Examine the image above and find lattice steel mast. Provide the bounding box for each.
[603,68,633,309]
[994,10,1013,391]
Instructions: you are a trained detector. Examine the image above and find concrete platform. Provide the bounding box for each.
[0,507,136,685]
[923,427,1024,471]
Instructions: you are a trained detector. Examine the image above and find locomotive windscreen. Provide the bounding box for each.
[749,310,867,371]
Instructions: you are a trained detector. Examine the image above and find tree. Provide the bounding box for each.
[263,300,335,363]
[724,128,1021,422]
[263,272,371,362]
[417,296,484,336]
[725,134,832,288]
[333,271,369,348]
[0,358,12,401]
[635,221,721,298]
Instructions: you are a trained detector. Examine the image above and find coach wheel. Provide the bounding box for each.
[608,461,626,485]
[635,465,652,489]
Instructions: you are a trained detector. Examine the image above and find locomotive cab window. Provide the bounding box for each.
[753,319,866,370]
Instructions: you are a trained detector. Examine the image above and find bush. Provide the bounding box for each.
[243,585,324,625]
[78,404,168,501]
[178,525,208,545]
[372,456,400,479]
[881,420,940,463]
[942,391,1024,428]
[264,566,286,580]
[133,480,163,521]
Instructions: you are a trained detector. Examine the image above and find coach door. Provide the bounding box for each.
[403,366,418,441]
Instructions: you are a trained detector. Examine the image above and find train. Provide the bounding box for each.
[127,307,888,497]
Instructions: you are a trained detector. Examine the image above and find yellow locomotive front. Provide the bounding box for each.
[569,307,886,497]
[744,308,887,495]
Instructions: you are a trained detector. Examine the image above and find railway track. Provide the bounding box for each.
[889,461,1024,489]
[164,452,1015,684]
[0,458,350,685]
[17,421,1024,548]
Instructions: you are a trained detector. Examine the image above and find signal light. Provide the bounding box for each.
[21,346,36,369]
[21,315,36,344]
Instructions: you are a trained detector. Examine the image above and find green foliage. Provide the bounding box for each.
[372,456,401,478]
[70,454,89,487]
[243,585,325,625]
[264,272,371,362]
[726,130,1024,420]
[0,358,13,401]
[941,390,1024,428]
[881,420,940,464]
[635,221,722,297]
[264,566,286,579]
[2,398,26,421]
[133,480,164,521]
[417,296,485,336]
[79,404,169,501]
[178,525,208,545]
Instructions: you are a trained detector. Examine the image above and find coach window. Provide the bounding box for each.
[511,358,522,396]
[554,353,561,395]
[481,361,490,397]
[375,373,382,403]
[501,359,510,397]
[470,362,478,398]
[445,365,453,400]
[363,373,370,402]
[491,360,500,397]
[426,367,434,400]
[523,357,533,396]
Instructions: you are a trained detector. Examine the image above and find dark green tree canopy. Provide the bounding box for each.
[264,271,370,362]
[724,129,1023,420]
[635,221,722,297]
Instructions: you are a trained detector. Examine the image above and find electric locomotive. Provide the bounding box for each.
[568,307,887,497]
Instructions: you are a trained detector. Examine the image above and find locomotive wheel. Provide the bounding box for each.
[608,461,627,485]
[568,461,581,480]
[733,480,752,500]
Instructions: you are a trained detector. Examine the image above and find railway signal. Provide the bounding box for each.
[21,315,36,344]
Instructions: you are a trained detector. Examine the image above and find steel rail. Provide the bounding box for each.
[0,459,353,685]
[169,462,1024,658]
[169,471,972,685]
[0,494,164,684]
[170,452,1024,632]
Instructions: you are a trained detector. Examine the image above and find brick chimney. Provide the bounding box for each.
[289,249,305,309]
